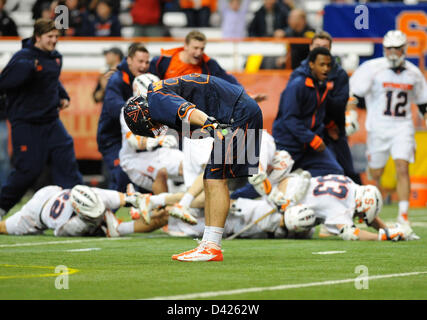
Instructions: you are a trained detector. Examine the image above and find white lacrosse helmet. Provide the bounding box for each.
[70,185,106,219]
[132,73,160,97]
[284,204,316,232]
[354,185,383,224]
[383,30,407,68]
[269,150,294,183]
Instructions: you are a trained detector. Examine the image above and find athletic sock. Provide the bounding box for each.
[117,221,134,235]
[398,200,409,219]
[179,193,194,208]
[203,226,224,248]
[150,193,167,207]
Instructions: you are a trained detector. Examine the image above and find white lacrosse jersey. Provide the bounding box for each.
[226,197,281,238]
[350,57,427,132]
[39,187,121,230]
[299,175,358,232]
[119,108,137,161]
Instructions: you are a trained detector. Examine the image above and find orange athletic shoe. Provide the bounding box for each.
[172,242,223,262]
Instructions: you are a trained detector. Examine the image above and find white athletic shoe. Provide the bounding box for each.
[169,204,197,225]
[138,194,153,224]
[104,211,120,238]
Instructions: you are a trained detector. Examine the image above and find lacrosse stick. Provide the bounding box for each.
[226,207,277,240]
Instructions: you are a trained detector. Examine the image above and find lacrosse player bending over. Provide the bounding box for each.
[123,73,263,262]
[0,185,184,237]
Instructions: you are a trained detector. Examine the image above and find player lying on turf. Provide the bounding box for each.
[265,173,419,241]
[0,185,194,237]
[117,170,418,241]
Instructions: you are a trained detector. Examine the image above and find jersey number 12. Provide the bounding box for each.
[384,90,407,117]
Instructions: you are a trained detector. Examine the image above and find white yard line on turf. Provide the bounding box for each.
[144,271,427,300]
[66,248,101,252]
[0,237,131,248]
[312,251,346,255]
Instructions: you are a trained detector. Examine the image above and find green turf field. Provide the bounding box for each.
[0,200,426,300]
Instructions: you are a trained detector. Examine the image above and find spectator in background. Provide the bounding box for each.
[58,0,87,36]
[179,0,217,28]
[0,18,83,219]
[131,0,171,37]
[0,0,18,36]
[93,47,124,103]
[248,0,289,38]
[80,0,121,37]
[85,0,120,15]
[97,43,150,192]
[39,1,57,20]
[32,0,55,20]
[219,0,250,40]
[276,8,315,69]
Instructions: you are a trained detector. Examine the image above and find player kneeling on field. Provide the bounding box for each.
[0,184,194,237]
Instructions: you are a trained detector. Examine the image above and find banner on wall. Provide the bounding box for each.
[323,3,427,65]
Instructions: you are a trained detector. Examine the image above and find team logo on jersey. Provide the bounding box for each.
[56,58,61,66]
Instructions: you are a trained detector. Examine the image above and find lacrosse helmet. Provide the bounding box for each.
[123,95,167,138]
[132,73,160,97]
[354,185,383,224]
[70,185,105,219]
[284,204,316,232]
[383,30,407,68]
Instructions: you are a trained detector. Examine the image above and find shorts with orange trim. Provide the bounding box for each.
[204,109,263,180]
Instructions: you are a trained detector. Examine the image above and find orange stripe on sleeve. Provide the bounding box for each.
[309,135,323,150]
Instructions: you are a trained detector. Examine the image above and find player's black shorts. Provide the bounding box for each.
[204,97,263,180]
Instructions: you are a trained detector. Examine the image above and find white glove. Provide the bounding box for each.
[345,109,359,136]
[146,137,159,151]
[286,169,311,203]
[268,186,291,209]
[269,150,294,183]
[158,135,178,148]
[378,223,406,241]
[398,223,420,241]
[267,170,311,210]
[125,132,143,150]
[248,172,271,196]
